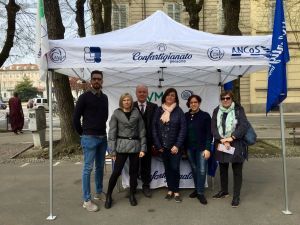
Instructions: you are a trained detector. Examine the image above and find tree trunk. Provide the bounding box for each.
[222,0,242,103]
[44,0,79,146]
[102,0,112,32]
[222,0,242,35]
[90,0,104,34]
[183,0,204,30]
[75,0,86,37]
[0,0,20,67]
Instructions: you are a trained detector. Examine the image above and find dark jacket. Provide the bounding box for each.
[185,110,212,151]
[211,103,248,163]
[133,101,158,148]
[108,108,146,156]
[152,106,186,150]
[73,90,108,136]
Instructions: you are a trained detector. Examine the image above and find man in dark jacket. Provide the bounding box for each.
[73,70,108,212]
[133,85,158,197]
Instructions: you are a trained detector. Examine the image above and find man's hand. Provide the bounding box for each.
[202,150,210,160]
[171,146,179,154]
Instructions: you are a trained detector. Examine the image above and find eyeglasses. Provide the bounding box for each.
[221,97,231,101]
[91,78,102,81]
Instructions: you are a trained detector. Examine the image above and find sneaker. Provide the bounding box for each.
[189,190,198,198]
[82,200,99,212]
[165,193,173,200]
[212,191,229,199]
[231,197,240,208]
[174,195,182,203]
[94,192,106,201]
[197,194,208,205]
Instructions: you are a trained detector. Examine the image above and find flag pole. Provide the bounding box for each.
[46,69,56,221]
[279,102,292,215]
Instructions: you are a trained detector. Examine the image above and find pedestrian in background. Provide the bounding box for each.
[73,70,108,212]
[133,84,158,197]
[105,93,146,209]
[211,90,248,208]
[185,95,212,205]
[8,92,24,134]
[152,88,186,203]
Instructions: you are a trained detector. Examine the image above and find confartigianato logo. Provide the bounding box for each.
[150,170,193,182]
[231,45,270,58]
[132,43,193,64]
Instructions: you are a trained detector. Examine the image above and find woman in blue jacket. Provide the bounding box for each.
[152,88,186,203]
[185,95,212,205]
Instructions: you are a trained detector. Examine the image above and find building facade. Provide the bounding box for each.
[111,0,300,112]
[0,64,45,102]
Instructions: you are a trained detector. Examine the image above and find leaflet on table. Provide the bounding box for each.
[217,144,235,155]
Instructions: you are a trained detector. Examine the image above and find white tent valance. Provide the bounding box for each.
[44,10,272,87]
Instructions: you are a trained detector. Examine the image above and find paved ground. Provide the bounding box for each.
[0,158,299,225]
[0,113,299,225]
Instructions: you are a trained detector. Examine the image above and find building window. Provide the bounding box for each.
[166,3,181,22]
[112,4,128,30]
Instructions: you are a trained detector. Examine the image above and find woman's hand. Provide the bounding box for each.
[171,146,179,154]
[221,137,234,144]
[139,151,145,158]
[223,141,231,150]
[158,148,164,153]
[202,150,210,160]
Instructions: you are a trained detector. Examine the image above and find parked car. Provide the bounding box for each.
[0,101,7,110]
[32,97,49,111]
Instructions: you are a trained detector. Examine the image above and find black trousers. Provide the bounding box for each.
[140,147,152,187]
[219,162,243,198]
[107,153,139,194]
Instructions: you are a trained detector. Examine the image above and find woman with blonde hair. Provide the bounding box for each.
[105,93,146,208]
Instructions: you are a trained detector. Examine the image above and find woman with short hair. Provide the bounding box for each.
[105,93,146,208]
[211,91,248,207]
[185,95,212,205]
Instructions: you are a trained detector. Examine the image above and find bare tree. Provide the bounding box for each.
[44,0,79,150]
[89,0,111,34]
[182,0,204,30]
[75,0,86,37]
[0,0,20,67]
[222,0,242,102]
[222,0,242,35]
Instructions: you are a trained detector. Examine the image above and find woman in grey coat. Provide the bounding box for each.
[105,93,146,209]
[211,91,248,208]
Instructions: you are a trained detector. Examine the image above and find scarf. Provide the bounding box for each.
[217,102,236,138]
[160,103,177,124]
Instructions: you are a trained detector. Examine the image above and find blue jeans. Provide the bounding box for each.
[187,148,207,195]
[162,149,181,193]
[81,135,107,202]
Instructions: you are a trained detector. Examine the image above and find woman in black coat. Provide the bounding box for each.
[211,91,248,208]
[152,88,186,203]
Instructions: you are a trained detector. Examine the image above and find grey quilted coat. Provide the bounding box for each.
[108,108,146,156]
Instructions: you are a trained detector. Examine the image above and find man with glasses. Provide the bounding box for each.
[73,70,108,212]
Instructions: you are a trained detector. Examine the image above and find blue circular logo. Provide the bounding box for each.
[207,47,224,61]
[50,47,66,63]
[181,90,193,100]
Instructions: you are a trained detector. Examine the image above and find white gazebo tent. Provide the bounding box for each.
[42,10,272,220]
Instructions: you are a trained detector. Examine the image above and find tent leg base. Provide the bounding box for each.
[282,210,292,215]
[46,215,57,220]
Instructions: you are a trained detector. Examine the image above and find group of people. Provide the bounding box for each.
[73,70,249,212]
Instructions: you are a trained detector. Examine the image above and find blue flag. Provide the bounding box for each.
[266,0,290,113]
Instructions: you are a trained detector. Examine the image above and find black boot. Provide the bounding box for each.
[129,192,137,206]
[105,194,112,209]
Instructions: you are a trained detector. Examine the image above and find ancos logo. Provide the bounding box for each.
[49,47,66,63]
